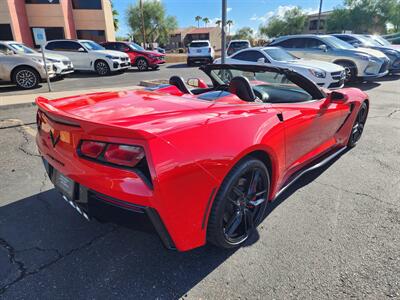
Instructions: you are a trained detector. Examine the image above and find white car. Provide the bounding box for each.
[187,40,215,66]
[0,41,74,78]
[44,40,130,76]
[214,47,346,89]
[0,51,55,89]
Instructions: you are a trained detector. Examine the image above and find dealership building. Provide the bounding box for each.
[0,0,115,47]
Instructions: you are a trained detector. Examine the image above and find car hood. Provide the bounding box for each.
[94,49,129,57]
[137,50,163,57]
[355,47,387,59]
[28,52,70,61]
[289,59,344,72]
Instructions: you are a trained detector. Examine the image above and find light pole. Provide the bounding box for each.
[221,0,227,63]
[316,0,323,35]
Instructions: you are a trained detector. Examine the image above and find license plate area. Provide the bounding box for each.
[52,169,77,201]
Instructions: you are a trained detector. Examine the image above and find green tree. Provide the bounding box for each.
[126,0,178,45]
[195,16,202,28]
[111,1,119,31]
[226,20,234,34]
[327,0,399,34]
[203,17,210,27]
[389,1,400,31]
[232,27,254,42]
[215,19,222,27]
[259,7,307,38]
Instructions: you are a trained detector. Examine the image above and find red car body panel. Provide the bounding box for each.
[35,82,367,251]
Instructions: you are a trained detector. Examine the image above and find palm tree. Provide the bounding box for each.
[226,20,233,34]
[195,16,202,28]
[111,1,119,31]
[215,19,222,27]
[203,17,210,28]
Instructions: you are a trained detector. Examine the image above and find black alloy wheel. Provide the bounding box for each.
[136,58,148,71]
[207,158,270,249]
[336,61,357,82]
[95,60,111,76]
[348,101,368,147]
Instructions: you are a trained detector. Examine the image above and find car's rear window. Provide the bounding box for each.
[190,42,209,48]
[230,42,249,48]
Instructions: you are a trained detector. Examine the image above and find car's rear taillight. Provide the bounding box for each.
[80,141,106,158]
[104,144,145,167]
[78,140,145,168]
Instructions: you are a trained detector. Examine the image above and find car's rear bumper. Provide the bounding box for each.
[42,157,176,250]
[188,56,213,63]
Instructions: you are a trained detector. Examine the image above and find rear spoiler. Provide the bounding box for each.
[35,96,156,140]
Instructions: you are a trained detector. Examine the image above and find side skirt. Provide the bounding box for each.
[274,146,347,200]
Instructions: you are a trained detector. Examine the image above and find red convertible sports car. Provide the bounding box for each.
[35,64,369,251]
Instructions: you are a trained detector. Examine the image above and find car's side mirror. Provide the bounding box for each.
[328,91,348,102]
[5,49,14,55]
[353,42,360,48]
[318,44,328,52]
[257,57,266,64]
[78,47,86,52]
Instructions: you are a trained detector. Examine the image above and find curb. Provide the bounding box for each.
[1,102,37,110]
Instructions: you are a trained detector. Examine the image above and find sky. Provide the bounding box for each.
[113,0,342,37]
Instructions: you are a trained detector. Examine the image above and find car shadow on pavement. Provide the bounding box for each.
[167,63,193,69]
[0,189,235,298]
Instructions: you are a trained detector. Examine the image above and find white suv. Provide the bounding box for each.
[44,40,130,76]
[187,40,214,66]
[0,41,74,77]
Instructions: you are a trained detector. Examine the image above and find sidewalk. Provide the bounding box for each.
[0,85,144,109]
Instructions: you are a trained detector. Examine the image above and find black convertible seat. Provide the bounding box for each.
[169,76,193,94]
[228,76,256,102]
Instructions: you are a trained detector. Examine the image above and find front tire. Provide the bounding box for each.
[95,60,110,76]
[207,157,270,249]
[12,67,40,89]
[136,58,148,71]
[348,101,368,147]
[336,61,357,82]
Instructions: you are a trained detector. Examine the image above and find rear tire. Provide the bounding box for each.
[348,101,368,147]
[207,157,270,249]
[12,66,40,89]
[95,60,110,76]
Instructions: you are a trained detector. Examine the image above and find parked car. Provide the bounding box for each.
[36,63,369,251]
[44,40,130,76]
[332,34,400,74]
[269,34,390,81]
[0,49,55,89]
[214,47,346,89]
[156,47,166,54]
[227,40,251,56]
[0,41,74,77]
[187,40,214,66]
[101,42,165,71]
[365,35,400,50]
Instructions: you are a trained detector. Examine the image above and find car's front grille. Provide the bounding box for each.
[331,71,344,80]
[121,57,129,61]
[62,60,70,65]
[379,60,389,73]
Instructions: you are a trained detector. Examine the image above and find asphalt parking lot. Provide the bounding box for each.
[0,63,205,97]
[0,74,399,299]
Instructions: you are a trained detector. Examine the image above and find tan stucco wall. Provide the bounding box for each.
[26,3,64,27]
[0,0,11,23]
[73,0,115,41]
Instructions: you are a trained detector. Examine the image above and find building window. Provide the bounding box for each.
[25,0,60,3]
[31,27,65,47]
[77,30,106,43]
[0,24,13,41]
[309,19,325,30]
[72,0,102,9]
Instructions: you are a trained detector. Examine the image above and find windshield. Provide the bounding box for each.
[263,47,298,61]
[81,41,105,51]
[129,42,144,51]
[370,35,392,46]
[356,35,381,47]
[210,68,313,103]
[8,43,36,54]
[323,36,355,49]
[190,42,209,48]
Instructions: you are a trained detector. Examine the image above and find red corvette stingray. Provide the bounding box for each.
[35,64,369,251]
